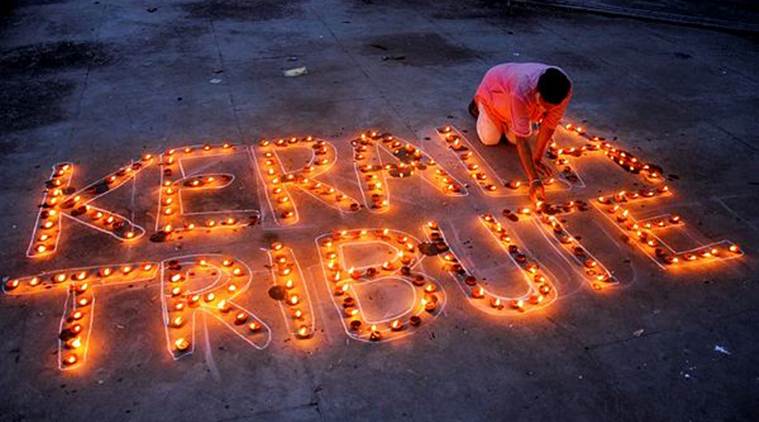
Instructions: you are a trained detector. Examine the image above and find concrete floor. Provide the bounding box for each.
[1,0,758,420]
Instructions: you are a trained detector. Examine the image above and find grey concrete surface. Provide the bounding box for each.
[514,0,759,33]
[1,1,758,421]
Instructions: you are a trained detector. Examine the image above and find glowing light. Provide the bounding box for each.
[317,227,445,342]
[355,130,467,212]
[592,198,743,269]
[268,243,315,341]
[425,218,557,315]
[63,354,78,366]
[255,136,360,225]
[156,144,259,240]
[174,338,190,352]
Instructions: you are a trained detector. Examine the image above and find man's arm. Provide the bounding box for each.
[515,135,545,202]
[533,125,555,163]
[535,91,571,166]
[531,125,556,178]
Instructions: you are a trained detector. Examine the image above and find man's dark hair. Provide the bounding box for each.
[537,68,571,104]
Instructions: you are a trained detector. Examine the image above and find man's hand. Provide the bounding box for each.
[529,179,545,203]
[534,158,554,178]
[515,136,547,203]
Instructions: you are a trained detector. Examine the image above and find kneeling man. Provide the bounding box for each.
[469,63,572,202]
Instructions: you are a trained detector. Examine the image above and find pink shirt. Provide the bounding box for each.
[475,63,572,137]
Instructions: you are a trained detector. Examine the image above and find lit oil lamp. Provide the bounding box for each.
[506,180,522,190]
[511,299,525,311]
[217,300,230,312]
[234,312,248,325]
[369,325,382,342]
[67,337,82,350]
[63,354,78,366]
[422,295,437,312]
[172,315,184,328]
[174,338,190,352]
[5,279,20,290]
[296,325,310,339]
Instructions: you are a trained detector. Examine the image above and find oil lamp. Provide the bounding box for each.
[490,298,503,309]
[63,354,78,366]
[217,300,230,312]
[350,268,361,280]
[369,325,382,342]
[512,299,525,311]
[296,325,310,338]
[235,312,248,324]
[174,338,190,352]
[422,295,437,312]
[410,316,422,326]
[172,316,184,327]
[68,337,82,349]
[506,180,521,190]
[472,287,485,298]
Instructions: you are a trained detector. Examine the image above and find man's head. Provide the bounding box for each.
[537,68,571,106]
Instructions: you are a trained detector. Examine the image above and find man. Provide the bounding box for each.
[469,63,572,202]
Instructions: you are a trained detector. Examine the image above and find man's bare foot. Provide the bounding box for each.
[468,100,479,119]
